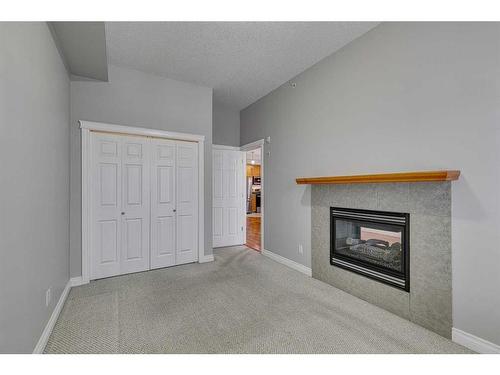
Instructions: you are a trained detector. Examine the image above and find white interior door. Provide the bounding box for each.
[213,148,245,248]
[91,133,150,279]
[176,141,199,264]
[120,136,150,275]
[151,139,199,268]
[91,134,122,279]
[150,138,176,269]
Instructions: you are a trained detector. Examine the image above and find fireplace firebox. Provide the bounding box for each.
[330,207,410,291]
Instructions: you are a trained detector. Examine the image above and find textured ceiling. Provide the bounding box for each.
[106,22,378,110]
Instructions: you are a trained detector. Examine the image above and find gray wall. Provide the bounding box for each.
[0,23,70,353]
[70,65,213,278]
[213,102,240,147]
[240,23,500,345]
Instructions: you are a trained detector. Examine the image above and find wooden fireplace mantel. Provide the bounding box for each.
[296,170,460,185]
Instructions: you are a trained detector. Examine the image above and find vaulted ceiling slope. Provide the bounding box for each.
[49,22,108,81]
[106,22,379,110]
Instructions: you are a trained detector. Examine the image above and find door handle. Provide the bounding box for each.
[173,209,177,213]
[121,212,125,215]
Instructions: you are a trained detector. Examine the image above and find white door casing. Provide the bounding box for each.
[213,147,245,248]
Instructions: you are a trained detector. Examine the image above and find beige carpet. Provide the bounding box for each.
[45,246,471,353]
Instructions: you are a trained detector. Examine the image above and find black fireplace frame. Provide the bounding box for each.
[330,206,410,292]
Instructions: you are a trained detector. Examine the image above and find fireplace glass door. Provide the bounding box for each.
[330,207,409,290]
[334,219,403,271]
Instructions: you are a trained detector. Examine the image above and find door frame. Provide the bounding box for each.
[240,139,265,251]
[80,120,206,285]
[212,144,246,247]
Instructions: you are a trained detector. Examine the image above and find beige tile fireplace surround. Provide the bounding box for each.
[308,175,456,338]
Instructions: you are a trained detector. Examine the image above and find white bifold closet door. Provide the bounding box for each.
[150,138,199,269]
[90,132,198,280]
[91,133,150,280]
[212,148,244,248]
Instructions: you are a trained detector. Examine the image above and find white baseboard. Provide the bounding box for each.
[452,327,500,354]
[199,254,215,263]
[262,249,312,277]
[70,276,88,287]
[33,280,71,354]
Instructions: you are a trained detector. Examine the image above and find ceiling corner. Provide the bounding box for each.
[49,22,108,82]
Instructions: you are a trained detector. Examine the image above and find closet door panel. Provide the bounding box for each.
[91,134,122,280]
[120,136,150,275]
[99,220,119,263]
[151,139,177,269]
[176,141,198,265]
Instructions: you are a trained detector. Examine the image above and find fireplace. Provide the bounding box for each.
[330,207,410,291]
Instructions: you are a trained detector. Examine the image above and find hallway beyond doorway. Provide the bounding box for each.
[246,214,261,251]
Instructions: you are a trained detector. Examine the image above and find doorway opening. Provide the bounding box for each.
[243,144,263,252]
